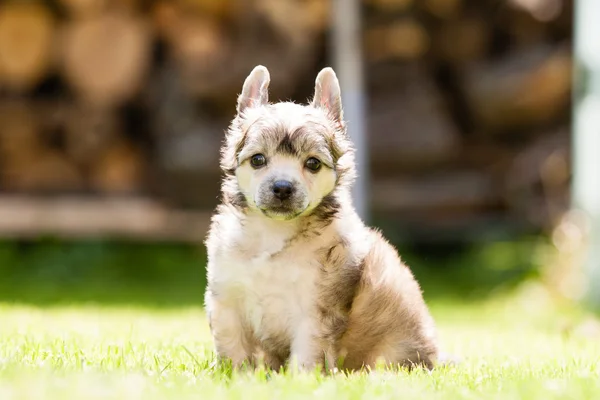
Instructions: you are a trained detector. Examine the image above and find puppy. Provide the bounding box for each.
[204,65,439,372]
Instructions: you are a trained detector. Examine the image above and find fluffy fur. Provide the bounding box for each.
[204,65,439,372]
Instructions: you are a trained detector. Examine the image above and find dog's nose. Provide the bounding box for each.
[272,180,294,200]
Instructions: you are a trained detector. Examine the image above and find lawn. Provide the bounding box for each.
[0,239,598,399]
[1,284,599,400]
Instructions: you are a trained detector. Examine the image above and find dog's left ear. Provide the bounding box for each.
[312,67,343,124]
[237,65,270,114]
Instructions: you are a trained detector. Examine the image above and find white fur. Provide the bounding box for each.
[206,210,337,367]
[206,199,374,369]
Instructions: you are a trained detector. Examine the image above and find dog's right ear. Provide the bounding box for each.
[237,65,270,114]
[312,67,343,125]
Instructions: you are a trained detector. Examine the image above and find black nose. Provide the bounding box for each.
[272,180,294,200]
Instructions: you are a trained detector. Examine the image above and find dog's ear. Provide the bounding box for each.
[312,67,343,124]
[237,65,270,114]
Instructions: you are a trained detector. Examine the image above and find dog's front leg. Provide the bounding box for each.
[207,296,253,368]
[290,318,335,372]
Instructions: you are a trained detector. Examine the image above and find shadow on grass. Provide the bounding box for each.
[0,239,207,307]
[0,236,542,307]
[399,238,542,302]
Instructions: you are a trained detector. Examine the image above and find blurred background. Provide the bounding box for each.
[0,0,583,307]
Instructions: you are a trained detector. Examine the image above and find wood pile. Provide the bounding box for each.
[0,0,574,240]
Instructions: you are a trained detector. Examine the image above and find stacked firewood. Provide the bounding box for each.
[363,0,573,235]
[0,0,573,237]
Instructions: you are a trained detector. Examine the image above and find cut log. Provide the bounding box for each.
[175,0,236,20]
[155,1,319,106]
[62,105,120,167]
[503,128,570,227]
[57,0,141,18]
[547,0,573,39]
[365,19,430,62]
[0,1,55,92]
[151,1,179,38]
[166,16,229,80]
[368,66,460,174]
[506,7,549,47]
[371,171,499,214]
[508,0,563,23]
[422,0,462,19]
[366,0,413,12]
[145,65,223,208]
[364,26,391,63]
[433,15,489,65]
[305,0,330,33]
[3,150,84,193]
[58,0,105,18]
[90,140,145,194]
[453,141,514,175]
[61,13,152,106]
[463,45,572,136]
[256,0,329,35]
[151,1,231,97]
[0,101,42,167]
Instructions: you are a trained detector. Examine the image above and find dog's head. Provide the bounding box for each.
[221,66,355,221]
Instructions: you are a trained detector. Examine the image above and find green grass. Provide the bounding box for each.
[0,238,597,398]
[1,284,599,399]
[0,238,539,306]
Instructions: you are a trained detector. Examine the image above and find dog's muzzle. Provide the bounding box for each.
[256,179,306,219]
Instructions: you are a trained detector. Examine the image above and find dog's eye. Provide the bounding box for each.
[250,154,266,168]
[305,157,321,172]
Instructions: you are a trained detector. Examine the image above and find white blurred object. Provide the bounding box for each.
[573,0,600,308]
[331,0,368,221]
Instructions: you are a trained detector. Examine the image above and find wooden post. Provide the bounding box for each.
[573,0,600,309]
[331,0,369,222]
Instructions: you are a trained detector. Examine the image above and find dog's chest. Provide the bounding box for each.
[212,235,320,342]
